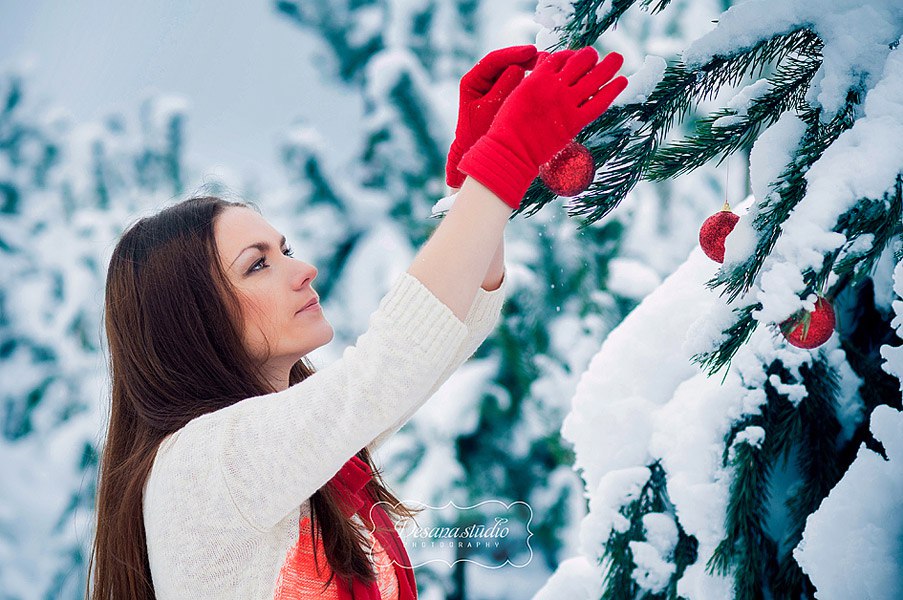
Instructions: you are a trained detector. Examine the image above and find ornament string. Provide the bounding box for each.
[722,159,731,212]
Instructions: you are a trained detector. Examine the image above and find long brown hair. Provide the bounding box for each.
[87,195,420,599]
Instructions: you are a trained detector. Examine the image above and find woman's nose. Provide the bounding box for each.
[292,260,317,290]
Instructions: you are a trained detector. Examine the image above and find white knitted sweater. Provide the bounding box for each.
[143,268,507,598]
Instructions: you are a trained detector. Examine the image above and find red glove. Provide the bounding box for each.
[458,46,628,209]
[445,45,548,189]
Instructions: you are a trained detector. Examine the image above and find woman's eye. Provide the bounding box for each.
[249,257,267,273]
[248,246,293,274]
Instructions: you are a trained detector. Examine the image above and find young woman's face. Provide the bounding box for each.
[215,206,334,373]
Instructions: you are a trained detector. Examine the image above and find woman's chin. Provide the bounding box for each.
[318,325,335,346]
[298,323,334,355]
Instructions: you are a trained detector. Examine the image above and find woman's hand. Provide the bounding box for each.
[457,46,628,209]
[445,45,547,190]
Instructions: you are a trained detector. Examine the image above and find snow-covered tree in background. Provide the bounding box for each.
[530,0,903,598]
[0,68,205,597]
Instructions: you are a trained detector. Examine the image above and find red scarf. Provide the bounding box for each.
[326,454,418,600]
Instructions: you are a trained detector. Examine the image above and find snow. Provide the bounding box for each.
[430,191,459,216]
[563,238,813,595]
[766,373,807,406]
[711,114,743,128]
[754,262,815,325]
[533,0,577,33]
[800,40,903,230]
[725,78,771,115]
[531,555,604,600]
[682,0,903,121]
[630,513,679,593]
[3,0,900,596]
[629,539,676,593]
[606,257,662,300]
[347,6,382,48]
[794,405,903,600]
[712,78,772,128]
[642,512,679,555]
[721,115,805,270]
[563,246,716,506]
[581,467,652,557]
[881,258,903,393]
[613,55,668,107]
[553,205,869,597]
[729,425,766,458]
[281,122,328,157]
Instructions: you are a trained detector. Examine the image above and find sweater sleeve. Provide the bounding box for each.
[366,267,508,453]
[193,270,469,532]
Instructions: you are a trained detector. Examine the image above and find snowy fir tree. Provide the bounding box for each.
[527,0,903,599]
[0,67,236,596]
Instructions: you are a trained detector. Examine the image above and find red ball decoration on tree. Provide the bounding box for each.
[539,140,595,197]
[699,201,740,263]
[779,296,836,349]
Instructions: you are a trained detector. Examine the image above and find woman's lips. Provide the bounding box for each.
[297,299,320,313]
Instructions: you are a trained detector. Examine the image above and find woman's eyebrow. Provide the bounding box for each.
[230,234,287,267]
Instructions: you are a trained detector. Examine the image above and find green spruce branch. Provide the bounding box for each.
[568,135,657,227]
[691,304,759,377]
[638,29,820,133]
[546,0,673,52]
[707,438,777,598]
[600,461,697,600]
[708,356,845,598]
[774,357,842,595]
[825,173,903,291]
[648,53,820,180]
[522,29,823,228]
[708,359,798,598]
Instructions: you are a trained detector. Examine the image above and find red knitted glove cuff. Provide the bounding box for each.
[457,135,537,210]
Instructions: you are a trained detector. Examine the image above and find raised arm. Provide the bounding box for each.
[407,45,627,320]
[465,186,507,294]
[407,176,512,321]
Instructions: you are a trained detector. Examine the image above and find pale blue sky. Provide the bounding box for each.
[0,1,362,190]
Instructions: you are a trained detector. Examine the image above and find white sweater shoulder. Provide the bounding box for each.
[143,268,507,598]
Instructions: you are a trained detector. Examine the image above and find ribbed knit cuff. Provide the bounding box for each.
[457,134,537,210]
[376,270,469,364]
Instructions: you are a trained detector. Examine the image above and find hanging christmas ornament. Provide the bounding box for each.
[779,296,836,349]
[699,201,740,263]
[539,140,595,197]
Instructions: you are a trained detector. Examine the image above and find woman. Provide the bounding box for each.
[86,44,627,599]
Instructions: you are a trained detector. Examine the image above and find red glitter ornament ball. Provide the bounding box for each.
[699,204,740,263]
[780,296,836,349]
[539,141,595,196]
